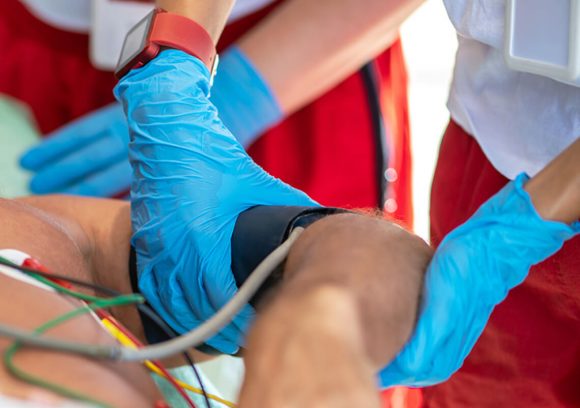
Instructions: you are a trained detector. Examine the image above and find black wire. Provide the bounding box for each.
[361,62,390,210]
[0,257,212,408]
[137,306,212,408]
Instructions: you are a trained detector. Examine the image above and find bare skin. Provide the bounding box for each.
[0,196,431,407]
[0,198,161,407]
[157,0,235,43]
[238,0,424,114]
[524,137,580,224]
[0,138,577,405]
[237,138,580,407]
[159,0,424,115]
[239,214,433,408]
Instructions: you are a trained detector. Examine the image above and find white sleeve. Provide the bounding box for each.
[442,0,506,49]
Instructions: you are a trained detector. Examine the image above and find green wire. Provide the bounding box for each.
[4,294,143,408]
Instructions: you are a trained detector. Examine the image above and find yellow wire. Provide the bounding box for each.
[100,319,237,408]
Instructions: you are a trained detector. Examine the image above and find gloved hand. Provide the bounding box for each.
[20,46,281,197]
[379,174,580,387]
[115,49,317,354]
[20,103,132,197]
[210,46,283,147]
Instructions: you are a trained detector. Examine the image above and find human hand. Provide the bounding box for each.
[379,174,580,387]
[239,288,382,408]
[20,46,280,198]
[115,50,317,354]
[20,103,132,197]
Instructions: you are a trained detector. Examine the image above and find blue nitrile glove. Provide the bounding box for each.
[379,174,580,387]
[115,49,317,354]
[19,46,280,197]
[210,46,283,147]
[20,103,132,197]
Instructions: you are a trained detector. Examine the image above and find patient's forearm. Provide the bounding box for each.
[267,213,431,368]
[525,137,580,224]
[240,214,431,406]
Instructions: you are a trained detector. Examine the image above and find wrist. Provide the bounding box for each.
[524,138,580,224]
[525,173,580,224]
[156,0,235,43]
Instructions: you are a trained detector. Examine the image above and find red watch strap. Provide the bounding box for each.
[149,11,216,70]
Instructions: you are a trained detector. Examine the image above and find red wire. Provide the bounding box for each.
[22,258,74,289]
[21,256,197,408]
[95,310,197,408]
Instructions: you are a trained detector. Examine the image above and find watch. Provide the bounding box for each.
[115,8,218,80]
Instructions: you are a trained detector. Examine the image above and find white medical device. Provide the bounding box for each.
[505,0,580,87]
[90,0,154,71]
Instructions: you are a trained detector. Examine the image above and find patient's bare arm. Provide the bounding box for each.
[239,213,433,407]
[238,138,580,408]
[5,195,431,407]
[0,198,161,407]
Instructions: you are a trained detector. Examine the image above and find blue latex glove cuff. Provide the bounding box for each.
[210,46,283,148]
[379,174,580,388]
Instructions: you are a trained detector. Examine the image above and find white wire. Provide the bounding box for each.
[0,227,305,362]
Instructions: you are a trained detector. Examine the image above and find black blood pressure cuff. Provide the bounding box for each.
[129,205,344,351]
[231,206,345,307]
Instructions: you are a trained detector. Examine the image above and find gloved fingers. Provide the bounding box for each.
[60,160,132,197]
[203,330,241,355]
[195,304,256,354]
[149,299,241,355]
[173,292,247,355]
[202,265,257,338]
[241,160,319,208]
[21,129,103,172]
[229,302,256,345]
[21,103,125,171]
[29,137,130,195]
[378,176,580,389]
[181,267,253,349]
[203,288,257,349]
[200,277,256,346]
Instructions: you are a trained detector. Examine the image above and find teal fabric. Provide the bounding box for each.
[153,366,229,408]
[0,96,38,197]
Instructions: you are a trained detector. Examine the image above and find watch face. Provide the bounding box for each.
[116,10,154,71]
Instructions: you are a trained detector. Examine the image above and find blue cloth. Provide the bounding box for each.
[379,174,580,387]
[20,46,281,197]
[115,49,317,354]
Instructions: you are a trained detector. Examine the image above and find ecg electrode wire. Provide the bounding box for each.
[0,227,304,362]
[4,295,143,408]
[101,317,235,407]
[98,313,198,408]
[0,255,212,408]
[119,226,304,362]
